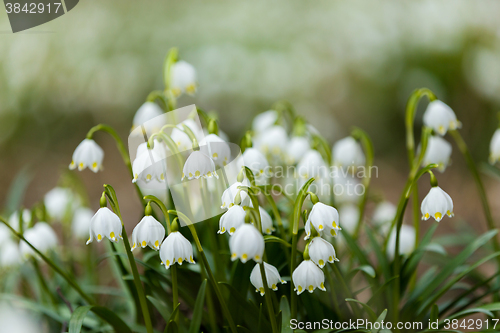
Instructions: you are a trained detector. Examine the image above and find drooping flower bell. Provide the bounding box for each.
[285,136,310,164]
[170,60,197,97]
[250,262,286,296]
[332,136,365,168]
[218,204,246,235]
[338,204,359,235]
[254,125,288,156]
[69,138,104,173]
[387,224,416,260]
[423,100,461,136]
[182,150,218,180]
[220,180,251,209]
[132,148,167,183]
[421,186,454,222]
[292,259,326,295]
[132,102,164,131]
[296,150,328,183]
[0,239,21,268]
[252,110,278,134]
[229,223,264,263]
[131,204,165,251]
[87,195,123,245]
[44,187,76,221]
[304,202,341,239]
[489,128,500,164]
[159,219,195,269]
[199,134,231,167]
[71,207,94,239]
[308,236,339,268]
[136,139,168,160]
[422,135,452,172]
[170,119,204,152]
[372,201,396,227]
[8,209,30,233]
[241,148,271,180]
[259,207,275,235]
[20,222,58,259]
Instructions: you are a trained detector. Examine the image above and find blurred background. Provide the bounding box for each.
[2,0,500,235]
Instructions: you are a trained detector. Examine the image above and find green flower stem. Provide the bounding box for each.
[103,185,153,333]
[290,178,315,319]
[163,48,178,92]
[0,217,95,305]
[86,124,146,207]
[330,263,362,318]
[449,130,500,268]
[32,258,58,307]
[146,90,168,111]
[168,210,238,333]
[351,127,374,240]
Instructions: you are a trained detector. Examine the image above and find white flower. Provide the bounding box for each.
[422,135,452,172]
[254,126,288,156]
[131,216,165,251]
[8,209,30,233]
[304,202,341,239]
[332,174,361,204]
[372,201,396,226]
[242,148,271,180]
[218,205,246,235]
[0,302,42,333]
[221,180,251,209]
[136,139,168,160]
[387,225,416,260]
[297,150,328,182]
[170,119,204,152]
[332,137,365,168]
[132,102,164,130]
[229,224,264,263]
[200,134,231,167]
[259,207,275,235]
[252,110,278,133]
[182,150,218,180]
[423,100,461,136]
[69,138,104,172]
[338,204,359,235]
[0,224,11,245]
[20,222,58,259]
[286,136,310,164]
[44,187,75,221]
[86,208,123,244]
[250,262,286,296]
[489,129,500,164]
[132,149,167,183]
[0,240,21,268]
[421,186,454,222]
[171,60,197,96]
[292,260,326,295]
[159,231,195,269]
[71,207,94,239]
[308,237,339,268]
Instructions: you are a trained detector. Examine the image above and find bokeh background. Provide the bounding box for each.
[2,0,500,236]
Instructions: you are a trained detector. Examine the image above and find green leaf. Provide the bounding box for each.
[69,305,132,333]
[280,296,293,333]
[264,235,291,247]
[188,279,207,333]
[445,308,494,321]
[147,295,171,323]
[345,298,377,321]
[237,326,253,333]
[348,265,376,279]
[165,320,179,333]
[169,303,180,323]
[342,231,371,267]
[370,309,387,333]
[430,304,439,322]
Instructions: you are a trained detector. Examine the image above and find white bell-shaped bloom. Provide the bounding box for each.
[131,215,165,251]
[221,180,251,209]
[489,129,500,164]
[286,136,310,164]
[332,173,362,204]
[170,119,204,152]
[304,202,341,239]
[423,100,461,136]
[252,110,278,134]
[132,149,166,183]
[132,102,164,130]
[44,187,75,221]
[387,224,416,260]
[229,224,264,263]
[0,240,21,268]
[171,60,197,96]
[8,209,30,233]
[0,224,11,244]
[254,126,288,156]
[69,138,104,172]
[250,262,286,295]
[259,207,275,235]
[71,207,94,239]
[20,222,58,259]
[308,237,339,268]
[182,150,218,180]
[338,204,359,235]
[292,259,326,295]
[86,208,123,244]
[136,140,168,160]
[297,150,328,183]
[218,205,246,235]
[159,231,195,269]
[200,134,231,167]
[372,201,396,227]
[421,186,454,222]
[242,148,271,180]
[422,136,452,172]
[332,137,365,168]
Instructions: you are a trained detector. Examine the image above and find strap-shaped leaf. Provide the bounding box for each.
[280,296,293,333]
[370,309,387,333]
[147,295,171,323]
[345,298,377,321]
[69,305,132,333]
[188,279,207,333]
